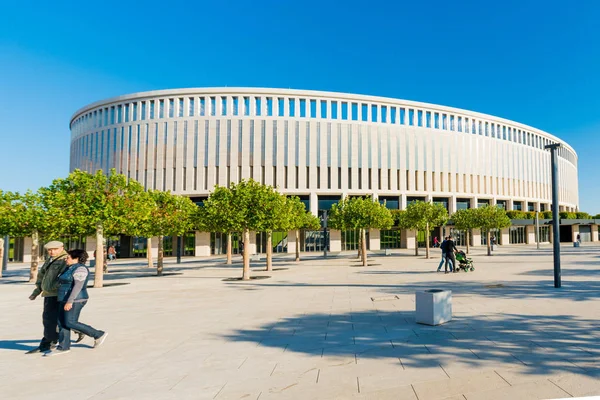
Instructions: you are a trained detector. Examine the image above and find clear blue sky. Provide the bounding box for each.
[1,1,599,213]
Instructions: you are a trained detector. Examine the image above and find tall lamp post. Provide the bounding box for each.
[321,210,328,258]
[545,143,561,288]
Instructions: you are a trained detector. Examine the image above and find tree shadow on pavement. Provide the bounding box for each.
[222,309,600,377]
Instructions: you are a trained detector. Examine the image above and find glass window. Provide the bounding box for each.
[189,98,194,117]
[449,115,454,131]
[110,107,115,124]
[361,104,368,122]
[255,97,262,116]
[341,102,348,120]
[381,105,387,123]
[442,114,447,130]
[400,108,406,124]
[457,116,462,132]
[417,110,423,127]
[141,102,146,120]
[267,97,273,116]
[390,107,396,123]
[117,105,123,123]
[351,103,358,120]
[159,100,164,118]
[278,98,285,116]
[125,104,130,122]
[331,101,338,119]
[149,101,155,119]
[243,97,250,116]
[310,99,317,118]
[434,113,440,129]
[289,98,296,117]
[232,96,239,116]
[169,99,174,118]
[199,97,206,116]
[300,99,306,117]
[133,103,138,121]
[321,100,327,119]
[371,104,377,122]
[98,109,103,127]
[221,97,227,116]
[210,97,216,116]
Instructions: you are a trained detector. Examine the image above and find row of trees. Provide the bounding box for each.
[1,169,514,285]
[0,170,319,285]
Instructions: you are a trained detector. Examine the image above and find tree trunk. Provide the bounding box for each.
[425,223,430,259]
[466,230,470,254]
[94,224,104,288]
[242,228,250,280]
[29,230,39,283]
[357,230,362,259]
[226,233,232,265]
[361,228,368,266]
[146,238,153,268]
[415,230,419,256]
[266,231,273,271]
[157,235,164,276]
[486,230,492,256]
[0,238,4,278]
[295,229,300,262]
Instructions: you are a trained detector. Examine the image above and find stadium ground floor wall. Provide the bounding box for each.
[13,223,600,263]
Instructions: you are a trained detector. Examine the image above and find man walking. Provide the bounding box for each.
[445,236,458,273]
[437,236,454,273]
[27,241,71,354]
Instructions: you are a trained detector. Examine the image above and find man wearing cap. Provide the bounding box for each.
[27,241,69,354]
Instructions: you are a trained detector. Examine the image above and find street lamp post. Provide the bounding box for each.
[321,210,328,258]
[545,143,561,288]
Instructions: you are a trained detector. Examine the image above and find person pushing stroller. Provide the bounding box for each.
[437,236,457,274]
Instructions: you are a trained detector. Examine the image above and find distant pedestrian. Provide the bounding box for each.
[445,237,458,273]
[437,236,454,273]
[107,245,116,261]
[45,249,107,356]
[433,237,440,248]
[577,234,581,245]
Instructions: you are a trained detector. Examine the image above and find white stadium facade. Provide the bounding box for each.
[59,87,584,258]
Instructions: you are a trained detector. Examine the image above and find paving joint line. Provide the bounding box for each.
[548,378,574,398]
[494,370,512,386]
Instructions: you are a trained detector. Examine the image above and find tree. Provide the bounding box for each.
[260,189,290,271]
[40,169,149,287]
[329,197,394,266]
[228,180,282,280]
[135,190,196,275]
[398,201,448,259]
[474,205,511,256]
[451,208,478,254]
[286,196,320,262]
[198,186,238,265]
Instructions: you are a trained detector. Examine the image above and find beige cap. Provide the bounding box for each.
[44,240,64,249]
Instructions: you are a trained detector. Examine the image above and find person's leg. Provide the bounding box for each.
[437,254,445,272]
[65,302,104,340]
[40,297,59,350]
[448,254,455,272]
[57,305,71,351]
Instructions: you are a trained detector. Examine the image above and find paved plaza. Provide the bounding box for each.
[1,244,600,400]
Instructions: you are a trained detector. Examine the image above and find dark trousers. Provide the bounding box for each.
[39,296,59,350]
[446,253,456,272]
[58,301,104,351]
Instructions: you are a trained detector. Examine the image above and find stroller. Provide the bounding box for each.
[454,250,474,272]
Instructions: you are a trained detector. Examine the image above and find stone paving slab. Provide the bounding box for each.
[1,244,599,399]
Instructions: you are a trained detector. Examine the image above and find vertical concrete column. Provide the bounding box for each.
[369,229,381,251]
[329,230,342,252]
[525,225,535,244]
[507,199,514,211]
[248,232,257,255]
[195,231,210,256]
[86,236,97,259]
[470,197,478,209]
[310,192,319,216]
[402,229,416,249]
[449,196,457,215]
[287,230,297,254]
[571,225,579,243]
[472,229,482,246]
[151,237,159,257]
[591,225,598,242]
[501,228,509,246]
[400,194,407,210]
[548,225,553,243]
[23,237,33,263]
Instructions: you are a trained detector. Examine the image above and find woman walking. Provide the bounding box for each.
[45,249,108,356]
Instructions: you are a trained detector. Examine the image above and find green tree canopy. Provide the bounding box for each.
[474,205,511,256]
[451,208,478,253]
[398,201,448,258]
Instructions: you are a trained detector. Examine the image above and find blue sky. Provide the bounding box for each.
[1,1,599,213]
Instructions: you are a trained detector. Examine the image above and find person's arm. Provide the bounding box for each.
[30,263,47,299]
[65,266,89,305]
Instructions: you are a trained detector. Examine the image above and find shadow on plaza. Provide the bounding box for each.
[223,309,600,377]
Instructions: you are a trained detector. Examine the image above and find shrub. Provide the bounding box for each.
[506,210,526,219]
[542,211,553,219]
[575,212,592,219]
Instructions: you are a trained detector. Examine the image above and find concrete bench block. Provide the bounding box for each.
[416,289,452,326]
